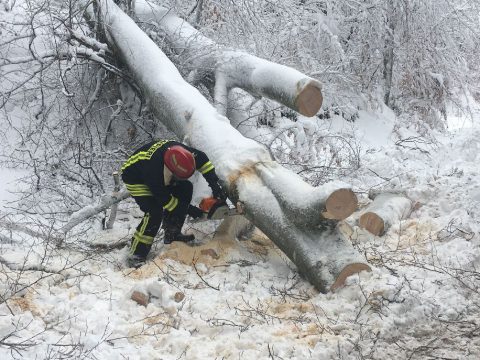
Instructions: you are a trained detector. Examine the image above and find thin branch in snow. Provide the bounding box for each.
[192,257,220,291]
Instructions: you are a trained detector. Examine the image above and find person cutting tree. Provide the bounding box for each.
[121,139,228,268]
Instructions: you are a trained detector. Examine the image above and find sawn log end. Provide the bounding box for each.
[330,263,372,292]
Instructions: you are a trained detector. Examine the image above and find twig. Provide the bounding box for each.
[192,258,219,291]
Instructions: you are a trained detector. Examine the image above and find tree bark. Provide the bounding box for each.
[132,0,323,117]
[87,0,370,293]
[383,0,395,107]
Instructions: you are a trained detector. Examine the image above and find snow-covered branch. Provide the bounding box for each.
[133,0,323,118]
[60,189,130,236]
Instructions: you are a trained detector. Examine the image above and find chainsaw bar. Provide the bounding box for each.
[207,202,240,220]
[190,199,242,222]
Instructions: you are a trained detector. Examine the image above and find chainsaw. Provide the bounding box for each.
[193,197,244,221]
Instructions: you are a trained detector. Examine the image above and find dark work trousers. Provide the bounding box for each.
[130,180,193,258]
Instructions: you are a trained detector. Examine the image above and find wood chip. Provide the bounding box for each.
[131,291,149,306]
[174,292,185,303]
[200,248,219,259]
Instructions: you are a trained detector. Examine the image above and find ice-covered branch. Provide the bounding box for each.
[0,46,106,66]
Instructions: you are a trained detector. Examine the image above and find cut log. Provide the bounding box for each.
[132,0,323,117]
[359,193,413,236]
[131,290,149,306]
[331,263,373,291]
[296,82,324,117]
[86,0,370,293]
[255,162,358,227]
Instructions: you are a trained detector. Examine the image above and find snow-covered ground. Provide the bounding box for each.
[1,2,479,359]
[1,109,479,359]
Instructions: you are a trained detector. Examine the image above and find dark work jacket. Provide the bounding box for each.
[121,140,218,212]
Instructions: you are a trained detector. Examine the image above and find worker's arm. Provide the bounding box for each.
[183,145,227,201]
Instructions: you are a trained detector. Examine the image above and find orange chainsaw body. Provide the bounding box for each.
[198,197,241,220]
[199,197,220,213]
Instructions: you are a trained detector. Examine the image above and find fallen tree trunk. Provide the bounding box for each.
[359,193,413,236]
[87,0,370,292]
[132,0,323,118]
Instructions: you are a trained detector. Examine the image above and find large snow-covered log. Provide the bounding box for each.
[132,0,323,117]
[88,0,370,292]
[359,193,413,236]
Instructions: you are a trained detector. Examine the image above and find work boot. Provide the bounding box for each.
[127,254,146,269]
[162,214,195,244]
[163,226,195,244]
[126,237,151,268]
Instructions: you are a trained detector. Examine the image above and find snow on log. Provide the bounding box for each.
[359,193,413,236]
[255,162,358,227]
[132,0,323,117]
[87,0,370,292]
[234,168,370,292]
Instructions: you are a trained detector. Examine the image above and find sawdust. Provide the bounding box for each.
[272,323,325,348]
[144,313,175,327]
[127,230,240,279]
[242,235,274,257]
[267,300,327,347]
[9,290,42,317]
[385,219,439,253]
[159,232,238,265]
[127,229,275,280]
[272,302,314,314]
[126,325,171,346]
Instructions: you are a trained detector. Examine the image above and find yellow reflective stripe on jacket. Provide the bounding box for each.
[121,140,172,171]
[198,161,214,174]
[163,195,178,211]
[125,184,153,197]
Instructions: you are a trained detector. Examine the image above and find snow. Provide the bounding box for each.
[1,1,479,359]
[0,168,28,210]
[329,107,396,149]
[2,109,479,358]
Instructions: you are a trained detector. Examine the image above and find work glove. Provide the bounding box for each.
[203,170,228,201]
[210,181,228,202]
[188,205,204,219]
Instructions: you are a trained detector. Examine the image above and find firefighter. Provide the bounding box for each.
[121,139,227,268]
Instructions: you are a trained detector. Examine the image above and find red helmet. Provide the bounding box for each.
[164,145,196,179]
